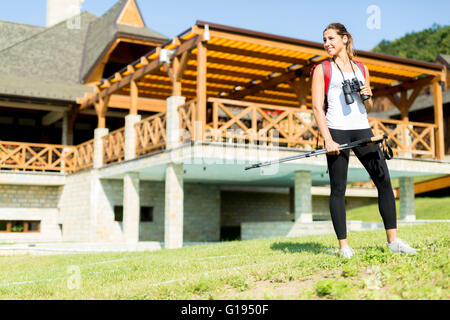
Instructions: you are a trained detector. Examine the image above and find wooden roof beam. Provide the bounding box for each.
[224,64,315,100]
[372,75,435,98]
[206,43,309,65]
[80,35,202,110]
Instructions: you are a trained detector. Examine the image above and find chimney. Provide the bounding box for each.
[46,0,83,27]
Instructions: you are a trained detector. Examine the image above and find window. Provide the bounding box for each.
[28,221,40,232]
[113,206,153,222]
[11,221,24,232]
[140,207,153,222]
[0,221,40,233]
[114,206,123,222]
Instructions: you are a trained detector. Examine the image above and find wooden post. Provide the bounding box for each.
[433,79,445,160]
[289,75,308,110]
[95,96,110,129]
[171,56,182,97]
[399,90,408,122]
[67,105,79,145]
[130,80,138,115]
[196,40,207,141]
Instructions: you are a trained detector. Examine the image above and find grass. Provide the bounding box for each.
[390,175,446,189]
[347,197,450,222]
[0,222,448,300]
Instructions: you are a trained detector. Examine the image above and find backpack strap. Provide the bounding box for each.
[321,60,332,97]
[310,59,332,97]
[310,59,332,150]
[353,60,366,80]
[310,59,332,114]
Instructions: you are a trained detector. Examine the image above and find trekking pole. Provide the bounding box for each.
[244,134,388,171]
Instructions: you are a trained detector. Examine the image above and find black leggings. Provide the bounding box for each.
[326,128,397,240]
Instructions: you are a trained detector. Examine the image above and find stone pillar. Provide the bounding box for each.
[399,177,415,221]
[93,128,109,169]
[164,163,184,249]
[294,171,313,222]
[166,96,186,149]
[125,114,142,161]
[123,172,140,243]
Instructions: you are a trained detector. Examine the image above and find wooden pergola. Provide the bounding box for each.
[77,21,446,159]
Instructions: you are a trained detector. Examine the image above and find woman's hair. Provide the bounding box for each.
[324,23,355,59]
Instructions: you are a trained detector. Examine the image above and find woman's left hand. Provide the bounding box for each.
[360,84,373,97]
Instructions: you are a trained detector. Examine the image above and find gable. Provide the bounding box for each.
[117,0,145,27]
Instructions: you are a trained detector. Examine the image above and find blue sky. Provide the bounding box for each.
[1,0,449,51]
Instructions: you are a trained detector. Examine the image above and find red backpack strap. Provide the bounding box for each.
[353,60,366,79]
[310,60,332,96]
[310,60,332,114]
[321,60,332,97]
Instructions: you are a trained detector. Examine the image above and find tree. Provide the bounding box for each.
[371,24,450,62]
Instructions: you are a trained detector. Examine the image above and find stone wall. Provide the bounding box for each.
[58,171,93,242]
[221,191,378,226]
[0,184,62,242]
[87,180,221,242]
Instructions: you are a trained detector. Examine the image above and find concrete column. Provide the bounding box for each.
[93,128,109,169]
[294,171,312,222]
[61,112,69,172]
[123,172,140,243]
[166,96,186,149]
[62,112,68,145]
[164,163,184,249]
[399,177,415,221]
[125,114,142,161]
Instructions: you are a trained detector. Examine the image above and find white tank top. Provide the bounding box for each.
[326,62,370,130]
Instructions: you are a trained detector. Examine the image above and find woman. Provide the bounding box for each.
[311,23,417,258]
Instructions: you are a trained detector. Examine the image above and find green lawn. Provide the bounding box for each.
[390,175,446,189]
[347,197,450,222]
[0,222,448,300]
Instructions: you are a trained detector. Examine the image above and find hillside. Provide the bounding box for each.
[371,23,450,62]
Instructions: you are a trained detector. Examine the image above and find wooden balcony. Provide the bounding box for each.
[0,99,440,173]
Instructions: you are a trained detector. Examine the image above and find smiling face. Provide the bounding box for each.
[323,28,347,57]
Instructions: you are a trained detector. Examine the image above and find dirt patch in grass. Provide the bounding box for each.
[218,274,326,300]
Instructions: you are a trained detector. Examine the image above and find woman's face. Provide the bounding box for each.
[323,28,347,56]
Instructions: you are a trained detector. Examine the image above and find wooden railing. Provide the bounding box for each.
[0,141,76,172]
[178,99,197,142]
[202,98,437,158]
[72,139,94,172]
[103,127,125,164]
[206,98,321,150]
[369,118,436,159]
[0,101,439,173]
[135,112,167,156]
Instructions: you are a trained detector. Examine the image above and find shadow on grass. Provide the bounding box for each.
[270,242,329,254]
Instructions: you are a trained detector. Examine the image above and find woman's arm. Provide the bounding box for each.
[361,65,373,114]
[311,65,340,155]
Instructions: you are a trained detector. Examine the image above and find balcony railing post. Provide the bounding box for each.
[125,114,142,161]
[93,128,109,169]
[167,96,186,149]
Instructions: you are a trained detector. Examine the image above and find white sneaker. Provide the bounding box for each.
[339,245,355,258]
[387,238,417,255]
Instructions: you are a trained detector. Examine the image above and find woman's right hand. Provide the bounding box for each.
[325,139,341,155]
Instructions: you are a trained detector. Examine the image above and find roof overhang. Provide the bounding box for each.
[77,21,446,110]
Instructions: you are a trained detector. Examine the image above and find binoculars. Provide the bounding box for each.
[342,78,370,105]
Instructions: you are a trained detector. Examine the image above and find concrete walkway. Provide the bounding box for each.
[0,242,163,255]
